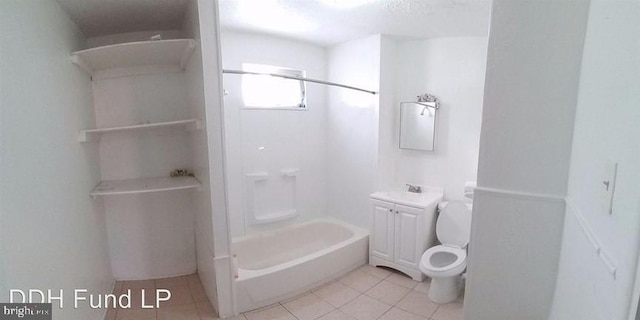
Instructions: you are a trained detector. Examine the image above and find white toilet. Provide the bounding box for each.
[419,200,472,304]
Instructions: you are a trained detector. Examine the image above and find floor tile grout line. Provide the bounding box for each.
[310,288,359,309]
[374,303,394,320]
[431,303,441,319]
[392,285,414,306]
[241,267,463,320]
[278,301,302,320]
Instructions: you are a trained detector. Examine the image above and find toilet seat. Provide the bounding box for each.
[419,198,473,304]
[419,245,467,277]
[420,201,472,278]
[436,201,472,248]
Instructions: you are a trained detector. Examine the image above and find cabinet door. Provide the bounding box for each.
[394,204,425,268]
[371,200,395,261]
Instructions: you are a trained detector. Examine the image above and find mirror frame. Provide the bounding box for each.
[399,101,438,152]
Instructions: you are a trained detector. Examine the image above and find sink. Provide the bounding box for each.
[371,189,443,209]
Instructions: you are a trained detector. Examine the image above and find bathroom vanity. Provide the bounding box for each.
[369,189,443,280]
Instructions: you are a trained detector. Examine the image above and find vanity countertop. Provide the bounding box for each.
[371,189,443,209]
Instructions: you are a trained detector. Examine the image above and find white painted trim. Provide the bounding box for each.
[565,198,601,254]
[566,197,617,279]
[197,0,237,316]
[473,186,566,202]
[213,255,230,262]
[628,240,640,320]
[473,187,617,279]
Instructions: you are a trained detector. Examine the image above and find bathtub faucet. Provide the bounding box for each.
[406,184,422,193]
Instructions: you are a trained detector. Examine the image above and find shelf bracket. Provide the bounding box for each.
[188,119,203,131]
[70,55,94,77]
[180,40,197,70]
[280,168,299,177]
[78,131,88,142]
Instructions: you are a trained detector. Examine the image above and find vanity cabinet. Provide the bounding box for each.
[369,191,442,281]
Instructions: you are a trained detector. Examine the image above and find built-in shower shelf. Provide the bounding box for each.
[78,118,202,142]
[253,210,298,224]
[90,176,201,198]
[71,39,197,77]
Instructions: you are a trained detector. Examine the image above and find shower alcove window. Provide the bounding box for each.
[241,63,307,110]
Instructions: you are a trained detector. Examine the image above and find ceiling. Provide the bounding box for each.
[56,0,491,45]
[219,0,492,46]
[56,0,189,37]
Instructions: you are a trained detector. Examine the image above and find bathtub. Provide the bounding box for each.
[232,219,369,313]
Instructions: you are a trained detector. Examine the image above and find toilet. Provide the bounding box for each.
[419,200,472,303]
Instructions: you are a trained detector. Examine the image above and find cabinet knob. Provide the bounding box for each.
[389,209,393,212]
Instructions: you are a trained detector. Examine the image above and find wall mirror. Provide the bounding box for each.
[399,101,438,151]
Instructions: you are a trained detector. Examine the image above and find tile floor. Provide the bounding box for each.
[104,274,217,320]
[105,265,464,320]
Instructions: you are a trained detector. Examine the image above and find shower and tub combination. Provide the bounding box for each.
[222,64,379,313]
[232,219,368,312]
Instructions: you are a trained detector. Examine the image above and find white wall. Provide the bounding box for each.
[549,2,640,319]
[220,31,328,237]
[381,37,487,200]
[195,0,235,316]
[0,1,113,319]
[183,0,220,313]
[464,1,590,319]
[377,37,397,190]
[0,10,5,302]
[326,35,381,229]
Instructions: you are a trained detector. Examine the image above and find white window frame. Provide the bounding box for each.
[241,63,307,111]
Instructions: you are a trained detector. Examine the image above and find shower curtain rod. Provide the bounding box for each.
[222,69,378,95]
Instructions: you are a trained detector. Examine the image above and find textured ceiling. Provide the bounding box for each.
[56,0,189,37]
[219,0,492,46]
[56,0,491,44]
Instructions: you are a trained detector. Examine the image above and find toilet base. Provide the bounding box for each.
[428,275,461,304]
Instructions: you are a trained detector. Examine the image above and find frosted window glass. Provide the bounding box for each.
[242,64,306,109]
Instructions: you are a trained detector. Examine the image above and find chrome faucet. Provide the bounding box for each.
[406,184,422,193]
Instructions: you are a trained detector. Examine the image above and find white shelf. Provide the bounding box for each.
[253,210,298,224]
[71,39,197,76]
[79,118,201,142]
[90,176,200,198]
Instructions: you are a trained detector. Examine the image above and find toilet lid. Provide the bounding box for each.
[436,201,472,248]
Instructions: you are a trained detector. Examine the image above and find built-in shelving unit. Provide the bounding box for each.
[71,39,196,78]
[71,38,202,198]
[90,176,200,198]
[78,118,202,142]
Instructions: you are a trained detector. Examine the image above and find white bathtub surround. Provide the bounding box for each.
[327,35,381,230]
[244,169,299,225]
[232,218,369,313]
[220,31,328,238]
